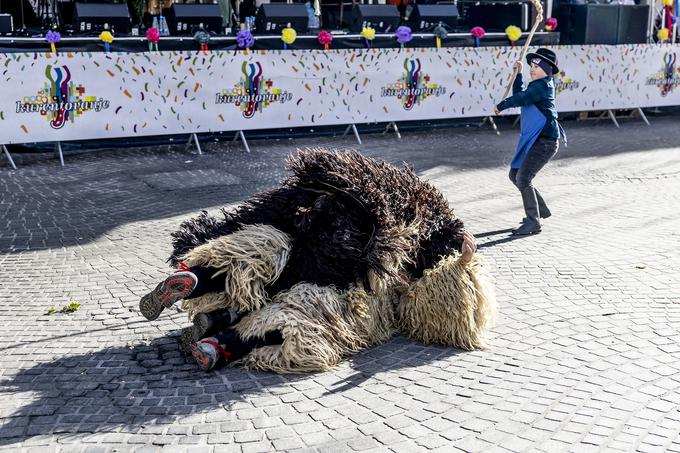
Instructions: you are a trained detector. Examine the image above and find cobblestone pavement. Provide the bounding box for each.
[2,116,680,453]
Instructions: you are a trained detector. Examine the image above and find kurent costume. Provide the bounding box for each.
[496,48,566,236]
[140,149,496,373]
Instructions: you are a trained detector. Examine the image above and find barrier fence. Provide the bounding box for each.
[1,44,678,148]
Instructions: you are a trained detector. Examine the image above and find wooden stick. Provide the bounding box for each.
[499,0,545,102]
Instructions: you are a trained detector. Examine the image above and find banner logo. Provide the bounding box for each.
[646,52,680,97]
[381,58,446,110]
[554,71,580,95]
[215,62,293,118]
[15,65,110,129]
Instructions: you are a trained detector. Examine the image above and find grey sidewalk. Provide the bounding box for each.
[1,117,680,452]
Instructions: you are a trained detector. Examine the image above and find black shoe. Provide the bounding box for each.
[512,220,541,235]
[192,309,238,339]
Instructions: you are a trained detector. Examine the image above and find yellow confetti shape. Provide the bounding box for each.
[194,83,200,92]
[132,67,141,75]
[123,90,132,98]
[304,83,312,92]
[20,124,28,133]
[218,114,224,122]
[107,70,115,77]
[292,66,299,72]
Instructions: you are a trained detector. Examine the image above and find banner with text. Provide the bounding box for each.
[2,44,680,144]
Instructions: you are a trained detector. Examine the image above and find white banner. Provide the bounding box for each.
[2,44,680,144]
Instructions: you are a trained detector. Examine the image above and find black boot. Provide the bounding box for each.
[513,187,541,235]
[536,189,551,219]
[192,309,239,340]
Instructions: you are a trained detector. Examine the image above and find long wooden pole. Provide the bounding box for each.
[499,0,545,102]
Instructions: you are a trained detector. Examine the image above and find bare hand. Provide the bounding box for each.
[459,230,477,265]
[513,61,523,72]
[494,107,501,116]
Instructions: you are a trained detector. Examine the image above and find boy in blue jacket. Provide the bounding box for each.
[495,48,565,236]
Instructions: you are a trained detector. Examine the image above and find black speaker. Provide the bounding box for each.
[558,4,619,44]
[57,2,75,30]
[74,2,131,34]
[0,0,40,29]
[255,4,308,34]
[464,3,531,32]
[409,4,459,31]
[350,4,400,33]
[617,4,649,44]
[166,4,223,36]
[0,14,12,34]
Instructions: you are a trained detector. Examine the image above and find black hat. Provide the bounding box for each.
[526,48,559,74]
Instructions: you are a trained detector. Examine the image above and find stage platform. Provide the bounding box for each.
[0,31,560,53]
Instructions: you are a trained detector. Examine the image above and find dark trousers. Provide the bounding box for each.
[188,266,225,299]
[509,136,559,190]
[509,136,558,220]
[213,329,284,362]
[187,265,284,358]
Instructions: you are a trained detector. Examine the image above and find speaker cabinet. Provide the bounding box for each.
[464,3,531,32]
[617,5,649,44]
[166,4,223,35]
[0,0,40,29]
[74,2,131,34]
[559,4,648,45]
[255,4,309,34]
[409,4,459,31]
[0,14,12,34]
[350,4,400,33]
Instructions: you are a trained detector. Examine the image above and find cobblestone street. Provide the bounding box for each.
[2,116,680,453]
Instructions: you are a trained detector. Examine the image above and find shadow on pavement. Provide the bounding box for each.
[0,335,296,446]
[0,333,466,446]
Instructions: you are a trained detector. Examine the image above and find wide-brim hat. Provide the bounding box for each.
[526,48,559,74]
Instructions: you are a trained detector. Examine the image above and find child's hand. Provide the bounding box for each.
[513,61,523,72]
[494,107,501,116]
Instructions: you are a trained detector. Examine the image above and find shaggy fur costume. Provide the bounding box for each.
[180,224,292,318]
[169,148,496,373]
[397,255,496,350]
[233,283,395,373]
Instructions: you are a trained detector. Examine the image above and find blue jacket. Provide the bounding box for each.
[496,74,561,140]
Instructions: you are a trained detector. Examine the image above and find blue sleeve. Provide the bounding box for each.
[512,73,524,95]
[496,80,545,111]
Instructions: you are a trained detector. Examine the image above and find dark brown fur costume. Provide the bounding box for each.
[170,149,495,373]
[170,148,465,293]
